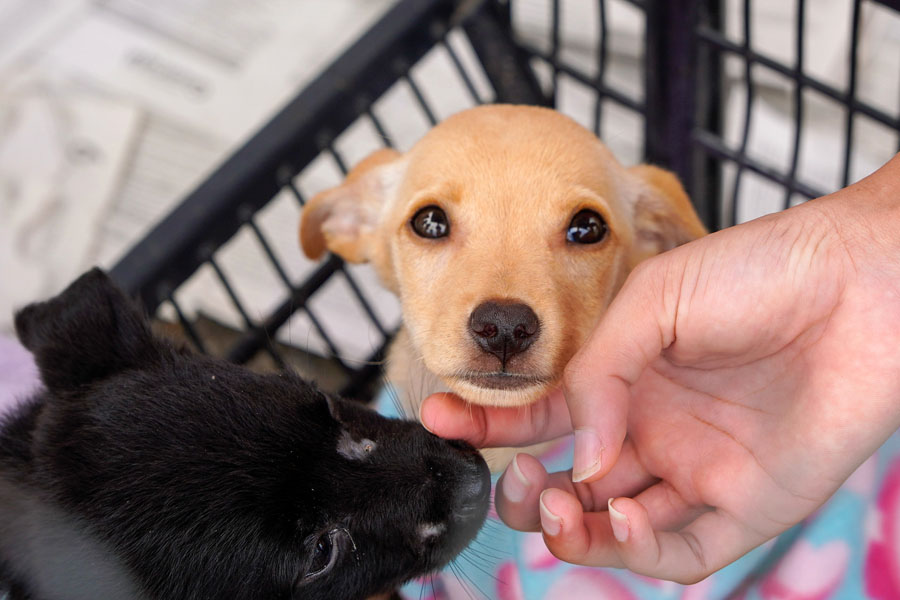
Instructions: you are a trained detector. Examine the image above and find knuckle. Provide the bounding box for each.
[680,531,709,578]
[629,257,655,279]
[545,539,582,565]
[472,407,491,447]
[628,256,662,288]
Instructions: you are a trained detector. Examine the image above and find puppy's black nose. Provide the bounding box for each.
[428,439,490,565]
[468,301,540,364]
[444,440,491,521]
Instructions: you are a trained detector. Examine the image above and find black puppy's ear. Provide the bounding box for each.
[14,268,159,391]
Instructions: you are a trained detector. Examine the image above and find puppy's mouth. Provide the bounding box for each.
[453,371,551,391]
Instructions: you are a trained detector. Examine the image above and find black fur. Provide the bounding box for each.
[0,269,490,600]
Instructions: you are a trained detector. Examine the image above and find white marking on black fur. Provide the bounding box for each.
[418,523,446,539]
[336,430,377,461]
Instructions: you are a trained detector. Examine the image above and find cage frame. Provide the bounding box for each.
[109,0,900,399]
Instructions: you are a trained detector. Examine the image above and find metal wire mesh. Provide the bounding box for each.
[110,0,900,401]
[693,0,900,227]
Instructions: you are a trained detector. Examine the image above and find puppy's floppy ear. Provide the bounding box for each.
[14,268,160,391]
[300,148,406,263]
[626,164,707,265]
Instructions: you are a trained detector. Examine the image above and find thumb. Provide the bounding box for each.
[564,259,678,483]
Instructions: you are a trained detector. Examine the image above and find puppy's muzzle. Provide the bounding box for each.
[444,439,491,519]
[468,301,540,366]
[425,438,490,565]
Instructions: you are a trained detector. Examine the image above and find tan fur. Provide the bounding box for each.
[299,105,706,471]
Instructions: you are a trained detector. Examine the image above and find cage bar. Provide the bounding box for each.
[783,0,806,210]
[592,0,610,136]
[728,0,756,227]
[842,0,863,188]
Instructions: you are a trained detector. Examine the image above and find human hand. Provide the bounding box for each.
[421,154,900,583]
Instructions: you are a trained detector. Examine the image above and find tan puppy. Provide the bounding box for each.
[300,105,706,470]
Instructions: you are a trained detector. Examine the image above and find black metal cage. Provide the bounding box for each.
[109,0,900,400]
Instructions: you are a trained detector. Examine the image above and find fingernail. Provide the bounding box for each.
[608,498,629,543]
[539,491,562,536]
[418,398,435,433]
[420,417,435,434]
[502,454,530,503]
[573,429,603,482]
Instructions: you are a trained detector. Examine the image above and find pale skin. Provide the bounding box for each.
[420,153,900,584]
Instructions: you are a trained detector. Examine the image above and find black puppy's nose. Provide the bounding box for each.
[468,301,540,364]
[446,441,491,520]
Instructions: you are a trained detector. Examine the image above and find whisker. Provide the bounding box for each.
[449,559,490,600]
[456,552,502,584]
[465,540,508,557]
[448,562,478,600]
[463,541,509,563]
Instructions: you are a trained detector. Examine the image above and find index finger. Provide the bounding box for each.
[564,259,677,483]
[420,388,572,448]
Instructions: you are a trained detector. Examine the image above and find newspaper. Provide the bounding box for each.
[0,67,141,327]
[0,0,398,361]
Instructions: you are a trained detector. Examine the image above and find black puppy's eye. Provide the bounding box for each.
[308,535,332,576]
[411,206,449,239]
[566,209,608,244]
[300,529,342,583]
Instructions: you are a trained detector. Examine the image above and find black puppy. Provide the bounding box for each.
[0,269,490,600]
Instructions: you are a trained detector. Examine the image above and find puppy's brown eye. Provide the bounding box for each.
[411,206,449,239]
[566,210,608,244]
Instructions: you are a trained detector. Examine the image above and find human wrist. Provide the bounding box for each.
[811,153,900,276]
